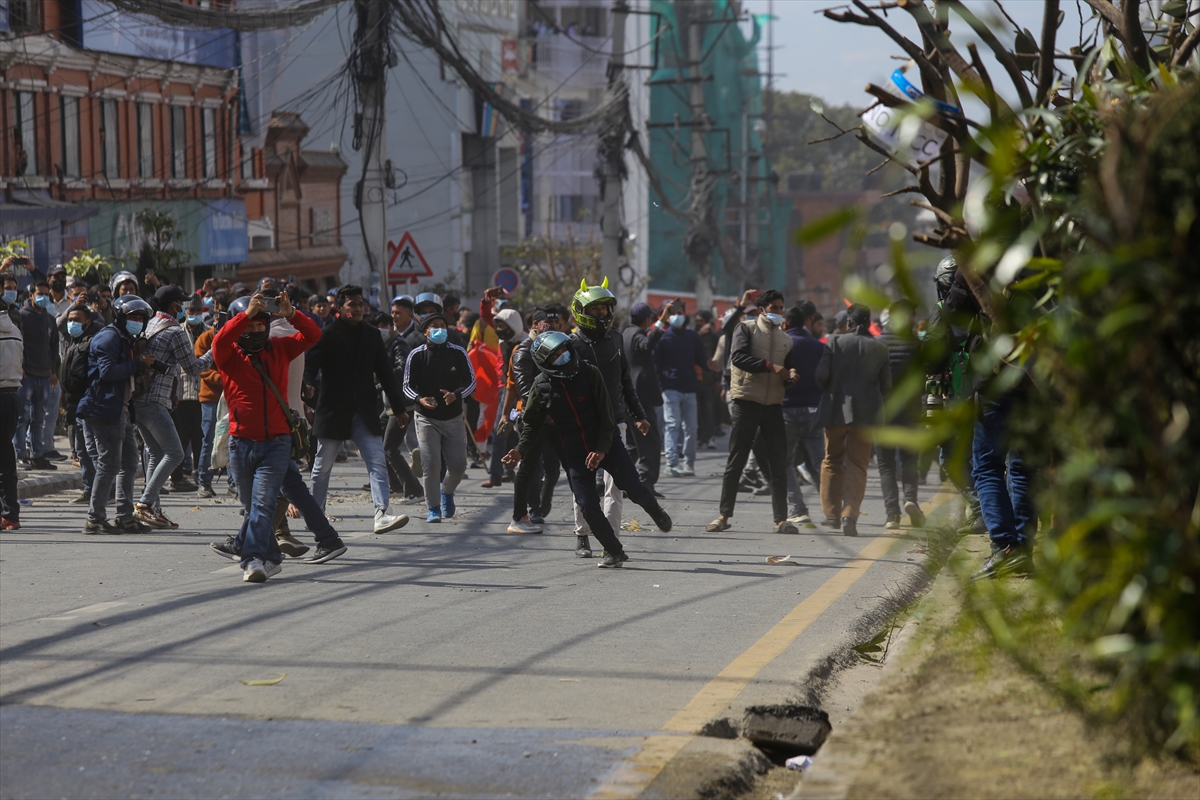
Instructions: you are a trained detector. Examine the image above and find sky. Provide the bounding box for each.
[743,0,1090,107]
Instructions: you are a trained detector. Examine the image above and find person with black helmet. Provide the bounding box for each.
[77,294,159,533]
[568,278,652,558]
[402,313,475,523]
[502,331,672,567]
[110,271,139,298]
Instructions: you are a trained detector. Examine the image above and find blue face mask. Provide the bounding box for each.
[2,290,15,305]
[763,313,785,327]
[553,351,572,366]
[428,328,448,345]
[35,294,52,309]
[203,296,214,308]
[124,320,144,337]
[67,321,84,338]
[669,314,686,329]
[176,309,188,322]
[187,315,205,327]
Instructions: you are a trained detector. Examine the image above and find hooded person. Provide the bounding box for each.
[481,306,527,489]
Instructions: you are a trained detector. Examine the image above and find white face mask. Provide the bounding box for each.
[379,327,390,340]
[764,312,785,327]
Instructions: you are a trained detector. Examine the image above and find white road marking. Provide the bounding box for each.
[41,601,127,622]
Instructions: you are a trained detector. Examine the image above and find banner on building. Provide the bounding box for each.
[80,0,238,69]
[87,199,248,267]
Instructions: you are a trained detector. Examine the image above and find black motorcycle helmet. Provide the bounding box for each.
[530,331,579,379]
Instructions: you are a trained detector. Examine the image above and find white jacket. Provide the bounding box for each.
[0,311,23,390]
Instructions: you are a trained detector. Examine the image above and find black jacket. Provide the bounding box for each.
[403,341,475,421]
[517,363,615,459]
[384,332,414,411]
[877,328,922,424]
[303,318,406,439]
[571,328,645,424]
[814,329,892,428]
[622,323,664,410]
[510,337,539,402]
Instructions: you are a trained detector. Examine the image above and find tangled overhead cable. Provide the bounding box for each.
[105,0,343,31]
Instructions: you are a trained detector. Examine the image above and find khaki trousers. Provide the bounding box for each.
[821,425,872,521]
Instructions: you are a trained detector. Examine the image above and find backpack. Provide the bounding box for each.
[62,336,94,399]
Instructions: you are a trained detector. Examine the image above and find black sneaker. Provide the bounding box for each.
[210,536,240,560]
[305,539,348,564]
[752,485,772,496]
[83,518,121,535]
[196,485,216,498]
[970,543,1033,582]
[822,518,842,531]
[115,516,150,533]
[841,516,858,537]
[30,457,57,471]
[598,551,629,568]
[650,507,673,533]
[575,535,593,558]
[71,491,91,505]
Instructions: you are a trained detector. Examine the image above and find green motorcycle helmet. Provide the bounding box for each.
[571,277,616,337]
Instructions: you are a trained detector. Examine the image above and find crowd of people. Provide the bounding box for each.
[2,252,1027,583]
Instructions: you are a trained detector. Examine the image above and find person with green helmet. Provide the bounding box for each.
[502,331,671,567]
[568,277,652,558]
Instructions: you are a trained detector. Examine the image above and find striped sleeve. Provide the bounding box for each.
[451,343,476,399]
[403,344,424,400]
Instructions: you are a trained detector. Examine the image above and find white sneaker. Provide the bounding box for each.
[262,561,282,580]
[798,464,816,486]
[243,558,266,583]
[507,518,543,534]
[374,510,410,534]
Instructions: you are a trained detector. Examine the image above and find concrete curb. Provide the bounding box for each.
[17,470,83,500]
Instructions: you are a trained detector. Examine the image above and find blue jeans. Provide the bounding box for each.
[662,389,698,469]
[83,410,139,523]
[488,388,511,482]
[198,400,219,489]
[75,421,97,493]
[41,379,61,454]
[972,393,1035,548]
[15,375,49,459]
[235,460,340,550]
[228,435,290,567]
[310,412,391,513]
[782,406,824,515]
[133,400,184,508]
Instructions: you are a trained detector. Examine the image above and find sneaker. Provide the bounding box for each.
[528,513,545,525]
[71,491,91,505]
[243,558,267,583]
[425,508,442,524]
[30,457,57,471]
[680,465,695,477]
[441,492,456,519]
[741,469,763,488]
[575,535,593,558]
[226,482,239,497]
[44,450,68,461]
[904,500,926,528]
[797,464,817,486]
[197,484,216,498]
[706,440,717,451]
[276,532,310,559]
[598,551,629,568]
[650,507,673,532]
[507,517,543,534]
[842,516,858,537]
[115,516,150,533]
[2,517,20,531]
[737,483,753,493]
[305,540,348,564]
[668,466,686,478]
[83,518,120,535]
[885,515,901,530]
[374,510,410,533]
[134,504,169,529]
[169,478,198,493]
[822,518,842,531]
[410,447,422,478]
[788,511,812,525]
[210,536,240,560]
[263,561,283,580]
[400,494,424,505]
[970,543,1033,582]
[775,521,800,535]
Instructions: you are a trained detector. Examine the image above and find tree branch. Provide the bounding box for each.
[967,42,1001,120]
[945,0,1034,108]
[823,1,941,79]
[1120,0,1151,70]
[898,0,986,90]
[1171,20,1200,66]
[1038,0,1061,105]
[1081,0,1123,30]
[855,131,919,176]
[880,185,922,198]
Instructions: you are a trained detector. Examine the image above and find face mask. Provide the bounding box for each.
[176,310,187,322]
[204,296,214,308]
[379,327,390,340]
[496,326,514,341]
[187,315,205,327]
[764,313,784,327]
[50,279,66,291]
[428,328,448,345]
[35,294,52,309]
[238,330,270,353]
[1,290,15,305]
[553,351,572,367]
[67,321,84,338]
[669,314,685,329]
[124,320,144,337]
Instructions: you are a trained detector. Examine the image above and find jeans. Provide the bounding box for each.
[383,413,423,496]
[414,413,468,509]
[877,444,919,518]
[630,405,662,489]
[972,393,1035,549]
[133,400,184,508]
[172,399,203,478]
[83,410,139,523]
[15,375,49,459]
[310,412,391,513]
[563,438,661,557]
[821,425,872,521]
[512,426,561,520]
[782,406,825,516]
[198,400,219,489]
[237,460,340,550]
[228,435,290,567]
[74,421,97,494]
[1,390,18,521]
[718,400,788,523]
[488,388,510,482]
[42,379,61,454]
[662,389,698,469]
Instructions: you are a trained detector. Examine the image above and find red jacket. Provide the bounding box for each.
[213,310,320,441]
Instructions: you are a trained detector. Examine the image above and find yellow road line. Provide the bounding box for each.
[591,490,956,800]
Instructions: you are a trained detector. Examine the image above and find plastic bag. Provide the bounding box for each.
[212,394,230,470]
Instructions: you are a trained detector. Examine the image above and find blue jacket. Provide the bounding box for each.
[783,327,827,408]
[655,326,707,393]
[76,325,140,423]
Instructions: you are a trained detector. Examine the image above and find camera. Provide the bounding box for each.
[262,297,281,314]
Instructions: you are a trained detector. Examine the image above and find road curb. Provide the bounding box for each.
[17,470,82,500]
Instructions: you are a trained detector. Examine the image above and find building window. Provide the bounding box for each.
[100,99,120,179]
[138,103,154,178]
[171,106,187,178]
[7,0,40,33]
[201,107,217,179]
[60,96,81,178]
[14,91,37,176]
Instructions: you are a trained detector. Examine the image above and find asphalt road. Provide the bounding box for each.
[1,437,950,799]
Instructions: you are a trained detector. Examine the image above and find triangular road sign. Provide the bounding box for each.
[387,232,433,280]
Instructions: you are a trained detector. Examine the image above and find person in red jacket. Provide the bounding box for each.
[213,292,320,583]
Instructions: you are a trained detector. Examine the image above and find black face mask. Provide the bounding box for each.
[50,279,66,292]
[238,330,270,353]
[496,327,514,341]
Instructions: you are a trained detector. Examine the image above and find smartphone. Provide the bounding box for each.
[263,297,281,314]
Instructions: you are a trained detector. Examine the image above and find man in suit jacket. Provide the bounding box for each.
[815,303,891,537]
[303,284,410,534]
[622,302,669,493]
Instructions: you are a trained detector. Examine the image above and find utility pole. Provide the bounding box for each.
[352,0,390,298]
[686,1,714,313]
[600,0,629,282]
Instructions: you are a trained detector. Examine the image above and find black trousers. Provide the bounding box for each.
[719,399,788,523]
[630,407,661,489]
[512,426,561,520]
[172,399,203,478]
[562,439,662,557]
[877,444,919,517]
[0,389,18,521]
[697,383,719,443]
[383,414,423,497]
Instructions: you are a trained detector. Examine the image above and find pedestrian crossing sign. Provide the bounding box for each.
[387,232,432,280]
